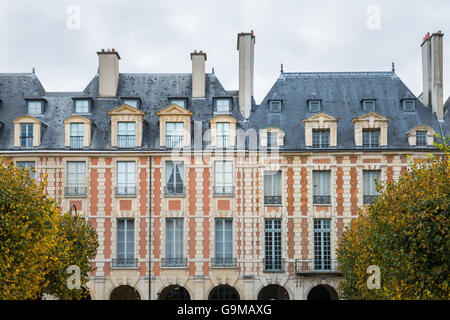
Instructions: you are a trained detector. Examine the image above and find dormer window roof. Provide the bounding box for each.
[308,99,322,113]
[73,98,92,113]
[362,99,376,112]
[402,99,416,112]
[213,97,232,113]
[26,99,45,115]
[269,100,282,113]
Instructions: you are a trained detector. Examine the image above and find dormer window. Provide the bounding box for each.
[402,99,416,112]
[312,129,330,148]
[406,125,436,147]
[216,122,230,148]
[117,122,136,148]
[13,116,42,148]
[416,130,427,146]
[169,98,187,109]
[20,123,33,148]
[214,98,232,113]
[363,129,379,148]
[70,123,84,149]
[267,131,278,148]
[308,100,322,113]
[362,100,376,112]
[27,100,43,115]
[74,99,90,113]
[123,98,140,109]
[166,122,184,148]
[269,100,282,113]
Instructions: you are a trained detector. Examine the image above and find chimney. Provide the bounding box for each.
[431,31,444,119]
[420,32,432,107]
[237,31,255,119]
[190,50,207,98]
[97,48,121,98]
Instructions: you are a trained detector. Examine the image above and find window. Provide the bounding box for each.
[214,219,234,267]
[216,122,230,148]
[27,101,43,115]
[74,99,90,113]
[264,171,282,205]
[116,161,136,196]
[362,100,376,112]
[70,123,84,149]
[269,100,282,113]
[314,219,331,271]
[363,170,380,204]
[402,99,416,112]
[308,100,322,113]
[169,98,187,108]
[20,123,33,148]
[416,130,427,146]
[313,171,331,204]
[312,129,330,148]
[66,161,86,196]
[214,98,231,113]
[164,218,185,267]
[214,161,233,195]
[264,219,282,272]
[16,161,36,180]
[165,161,184,195]
[117,122,136,148]
[123,99,140,109]
[362,129,380,148]
[267,132,278,148]
[115,219,136,268]
[166,122,184,148]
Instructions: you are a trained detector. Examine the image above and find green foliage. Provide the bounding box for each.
[337,136,450,299]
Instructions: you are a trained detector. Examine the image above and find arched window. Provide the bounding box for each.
[208,285,240,300]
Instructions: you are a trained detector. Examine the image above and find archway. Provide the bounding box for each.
[110,285,141,300]
[208,285,240,300]
[159,285,191,300]
[257,284,289,300]
[307,285,338,300]
[74,287,92,300]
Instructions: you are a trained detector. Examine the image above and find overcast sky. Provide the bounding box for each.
[0,0,448,103]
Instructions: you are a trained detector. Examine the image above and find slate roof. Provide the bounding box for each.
[0,70,448,151]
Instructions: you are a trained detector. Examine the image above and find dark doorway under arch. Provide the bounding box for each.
[110,285,141,300]
[307,285,338,300]
[209,285,240,300]
[257,284,289,300]
[159,285,191,300]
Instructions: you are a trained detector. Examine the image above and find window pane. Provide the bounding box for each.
[123,99,139,108]
[75,100,89,113]
[416,130,427,146]
[28,101,42,115]
[216,99,231,112]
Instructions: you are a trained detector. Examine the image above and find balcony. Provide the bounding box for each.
[313,195,331,205]
[117,135,135,148]
[211,258,237,268]
[112,258,139,269]
[214,185,234,196]
[295,259,341,275]
[70,136,84,149]
[161,258,187,268]
[264,195,282,205]
[115,186,136,196]
[65,186,87,197]
[166,135,184,148]
[263,258,285,273]
[165,184,185,196]
[363,195,378,204]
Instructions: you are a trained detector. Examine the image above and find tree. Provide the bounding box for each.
[337,136,450,299]
[0,158,98,300]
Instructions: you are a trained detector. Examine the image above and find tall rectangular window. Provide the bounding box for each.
[267,132,278,148]
[70,123,84,149]
[166,122,184,148]
[264,219,282,272]
[74,99,90,113]
[214,219,233,267]
[313,170,331,204]
[116,161,136,195]
[116,219,135,267]
[312,130,330,148]
[362,129,379,148]
[165,161,184,195]
[314,219,331,271]
[27,101,42,115]
[16,161,36,180]
[164,218,184,267]
[214,161,233,195]
[66,161,86,196]
[416,130,427,146]
[216,122,230,148]
[117,122,136,148]
[363,170,381,204]
[214,98,231,113]
[20,123,33,148]
[264,171,282,205]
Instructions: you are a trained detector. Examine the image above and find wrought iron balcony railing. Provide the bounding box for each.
[214,186,234,196]
[115,186,136,196]
[166,135,184,148]
[65,186,87,197]
[112,258,139,269]
[211,258,237,268]
[363,195,378,204]
[117,135,135,148]
[295,259,341,275]
[70,136,84,149]
[313,195,331,204]
[264,195,282,205]
[161,258,187,268]
[263,258,285,273]
[165,184,185,196]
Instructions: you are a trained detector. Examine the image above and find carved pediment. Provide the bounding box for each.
[352,112,389,123]
[13,115,41,124]
[108,104,145,116]
[406,124,436,136]
[156,104,193,117]
[210,114,237,124]
[63,115,91,124]
[302,112,340,123]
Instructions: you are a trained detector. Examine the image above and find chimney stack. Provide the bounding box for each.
[421,31,444,119]
[237,31,255,119]
[97,49,121,98]
[191,50,207,98]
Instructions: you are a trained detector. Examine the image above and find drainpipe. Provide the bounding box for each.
[148,156,152,300]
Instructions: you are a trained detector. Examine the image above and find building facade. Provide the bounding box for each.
[0,31,448,300]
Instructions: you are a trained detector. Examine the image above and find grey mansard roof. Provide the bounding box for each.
[0,70,448,151]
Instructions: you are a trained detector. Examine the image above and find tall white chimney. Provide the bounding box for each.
[97,49,120,98]
[420,33,432,107]
[191,50,207,98]
[430,31,444,119]
[237,31,255,119]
